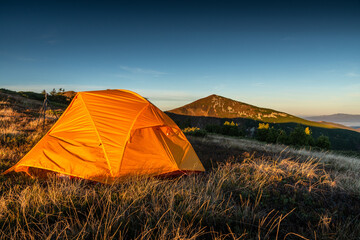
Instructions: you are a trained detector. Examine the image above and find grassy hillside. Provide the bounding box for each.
[166,113,360,153]
[1,94,360,239]
[169,94,359,132]
[0,88,73,109]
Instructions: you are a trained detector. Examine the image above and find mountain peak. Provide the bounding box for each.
[207,94,226,98]
[168,94,291,121]
[201,94,237,104]
[204,94,224,100]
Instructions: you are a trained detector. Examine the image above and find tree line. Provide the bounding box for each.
[183,121,331,150]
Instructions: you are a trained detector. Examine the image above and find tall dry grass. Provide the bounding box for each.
[0,155,346,239]
[1,99,360,239]
[195,135,360,194]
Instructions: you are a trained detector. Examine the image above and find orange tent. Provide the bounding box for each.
[4,89,204,183]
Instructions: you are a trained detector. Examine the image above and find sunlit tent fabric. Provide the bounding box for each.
[4,89,205,183]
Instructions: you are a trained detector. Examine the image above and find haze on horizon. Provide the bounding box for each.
[1,0,360,116]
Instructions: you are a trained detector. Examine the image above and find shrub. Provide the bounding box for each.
[256,123,270,142]
[205,124,222,134]
[221,124,243,137]
[258,123,269,129]
[182,127,207,137]
[289,125,314,147]
[316,135,331,150]
[224,121,237,126]
[176,118,192,129]
[265,127,279,143]
[205,123,244,137]
[277,130,289,144]
[256,124,318,148]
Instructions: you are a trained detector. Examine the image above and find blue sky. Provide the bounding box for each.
[1,0,360,115]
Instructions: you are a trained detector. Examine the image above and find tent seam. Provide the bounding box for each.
[118,103,150,174]
[47,94,79,134]
[179,142,191,166]
[149,105,164,124]
[78,93,114,177]
[157,130,179,168]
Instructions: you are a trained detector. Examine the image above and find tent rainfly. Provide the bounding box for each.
[4,89,205,183]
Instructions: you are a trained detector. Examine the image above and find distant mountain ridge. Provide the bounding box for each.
[168,94,360,132]
[306,114,360,123]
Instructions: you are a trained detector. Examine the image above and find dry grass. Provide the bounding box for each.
[0,152,358,239]
[195,135,360,193]
[0,157,336,239]
[1,101,360,239]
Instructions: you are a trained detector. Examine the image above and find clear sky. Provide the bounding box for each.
[1,0,360,116]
